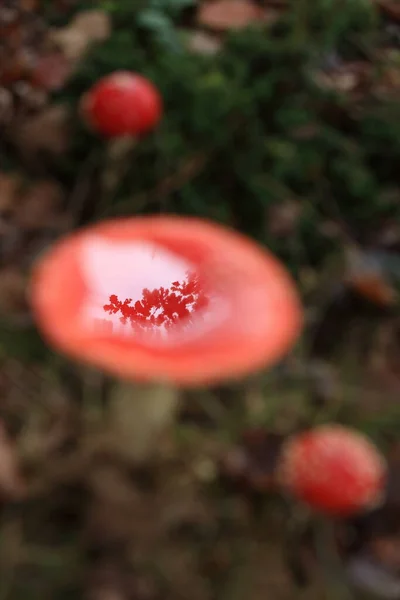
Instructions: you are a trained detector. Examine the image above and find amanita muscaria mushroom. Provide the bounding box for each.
[29,216,302,387]
[278,425,387,516]
[80,71,162,137]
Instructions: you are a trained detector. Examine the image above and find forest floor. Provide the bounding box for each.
[1,1,400,599]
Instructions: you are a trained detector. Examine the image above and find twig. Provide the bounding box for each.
[0,512,22,600]
[67,146,103,228]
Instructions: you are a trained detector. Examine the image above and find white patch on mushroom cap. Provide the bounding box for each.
[77,235,232,346]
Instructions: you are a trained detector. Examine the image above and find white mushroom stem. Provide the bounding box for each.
[109,381,180,462]
[101,136,137,207]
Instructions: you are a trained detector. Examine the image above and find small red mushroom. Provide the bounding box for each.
[80,71,162,137]
[29,216,302,387]
[278,425,387,516]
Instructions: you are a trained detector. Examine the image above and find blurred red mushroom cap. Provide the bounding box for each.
[80,71,162,137]
[278,425,387,516]
[29,216,302,387]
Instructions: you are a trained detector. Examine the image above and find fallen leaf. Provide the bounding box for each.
[49,27,91,62]
[314,62,371,97]
[70,9,112,42]
[10,104,70,159]
[49,10,111,65]
[30,52,73,91]
[0,267,29,319]
[20,0,40,10]
[267,200,302,237]
[0,51,33,86]
[377,0,400,21]
[370,537,400,572]
[15,180,64,230]
[198,0,268,30]
[314,71,358,92]
[0,205,23,265]
[0,87,13,124]
[86,562,160,600]
[13,81,47,110]
[290,123,321,140]
[0,421,24,498]
[0,172,21,214]
[345,248,398,307]
[220,429,285,492]
[349,274,397,307]
[187,31,222,55]
[375,66,400,97]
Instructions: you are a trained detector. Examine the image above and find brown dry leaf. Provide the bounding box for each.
[345,248,398,307]
[13,81,48,111]
[49,10,111,64]
[314,62,371,95]
[349,273,397,306]
[0,87,12,124]
[20,0,40,10]
[49,27,91,62]
[0,420,25,498]
[187,31,222,55]
[11,104,70,159]
[0,175,68,265]
[370,537,400,572]
[0,175,23,262]
[376,66,400,97]
[30,52,73,91]
[86,562,160,600]
[198,0,270,30]
[315,71,358,92]
[0,172,21,214]
[377,0,400,21]
[15,179,64,230]
[70,9,112,42]
[267,200,303,237]
[220,429,285,492]
[290,123,321,140]
[0,267,29,318]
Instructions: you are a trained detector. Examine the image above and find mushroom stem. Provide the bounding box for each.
[109,381,180,462]
[99,136,137,217]
[314,516,353,600]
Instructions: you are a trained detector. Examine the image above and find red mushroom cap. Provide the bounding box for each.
[278,425,387,516]
[29,216,302,387]
[80,71,162,137]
